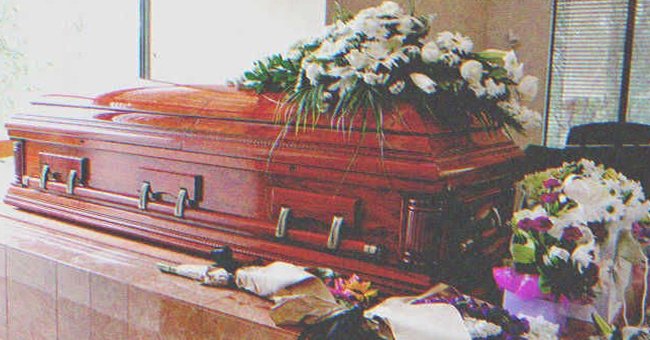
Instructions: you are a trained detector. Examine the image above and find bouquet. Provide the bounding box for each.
[241,1,541,138]
[497,159,650,304]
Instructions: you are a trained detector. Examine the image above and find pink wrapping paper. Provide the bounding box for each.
[492,267,549,300]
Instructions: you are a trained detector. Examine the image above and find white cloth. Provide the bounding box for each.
[365,297,471,340]
[235,262,314,297]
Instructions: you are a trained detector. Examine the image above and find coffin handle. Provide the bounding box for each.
[66,170,78,195]
[275,206,291,239]
[39,165,50,190]
[174,188,189,218]
[138,182,152,210]
[327,215,344,250]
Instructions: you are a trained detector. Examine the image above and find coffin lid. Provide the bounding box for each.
[89,84,436,135]
[16,83,523,184]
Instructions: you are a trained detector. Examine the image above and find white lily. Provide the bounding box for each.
[460,60,483,83]
[421,41,442,63]
[410,73,437,94]
[517,75,539,101]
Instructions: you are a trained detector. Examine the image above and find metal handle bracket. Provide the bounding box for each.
[66,170,78,195]
[275,206,291,239]
[327,215,344,250]
[174,188,188,218]
[138,182,152,210]
[39,165,50,190]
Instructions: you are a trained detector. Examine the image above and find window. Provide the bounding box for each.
[140,0,326,84]
[544,0,650,147]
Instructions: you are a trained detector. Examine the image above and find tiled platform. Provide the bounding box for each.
[0,186,296,339]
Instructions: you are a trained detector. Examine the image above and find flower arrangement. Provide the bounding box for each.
[413,291,559,339]
[497,159,650,305]
[241,1,541,138]
[326,273,379,308]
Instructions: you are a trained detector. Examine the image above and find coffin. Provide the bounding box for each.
[5,84,523,294]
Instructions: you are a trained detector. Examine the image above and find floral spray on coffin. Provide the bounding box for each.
[494,159,650,327]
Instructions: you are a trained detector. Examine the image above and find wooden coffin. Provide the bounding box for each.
[5,84,523,294]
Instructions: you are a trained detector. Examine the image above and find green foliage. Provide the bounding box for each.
[243,54,301,93]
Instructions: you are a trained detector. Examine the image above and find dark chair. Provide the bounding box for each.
[524,122,650,190]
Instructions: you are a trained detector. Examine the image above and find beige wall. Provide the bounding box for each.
[326,0,552,146]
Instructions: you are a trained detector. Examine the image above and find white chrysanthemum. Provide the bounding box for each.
[563,175,622,222]
[571,241,597,273]
[396,17,415,34]
[518,314,559,340]
[361,72,388,85]
[410,73,437,94]
[543,246,571,266]
[436,31,473,54]
[436,31,455,50]
[377,1,402,16]
[499,100,542,129]
[463,317,502,338]
[364,40,390,60]
[440,52,461,66]
[351,16,388,39]
[388,80,406,94]
[485,78,506,98]
[421,41,441,63]
[460,60,483,83]
[518,75,539,101]
[329,66,355,78]
[346,49,371,70]
[469,81,486,97]
[303,61,324,85]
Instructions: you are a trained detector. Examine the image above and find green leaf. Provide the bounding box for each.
[511,243,536,264]
[591,312,614,336]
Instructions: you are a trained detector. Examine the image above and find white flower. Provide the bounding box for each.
[513,205,548,225]
[436,31,473,54]
[518,314,559,340]
[460,60,483,83]
[563,175,621,222]
[463,317,502,338]
[329,66,355,78]
[421,41,442,63]
[503,50,524,83]
[388,80,406,94]
[485,78,506,98]
[351,17,388,39]
[377,1,402,16]
[436,31,456,50]
[361,72,388,85]
[440,52,461,66]
[346,49,371,70]
[303,61,324,85]
[364,40,390,60]
[571,241,597,273]
[409,73,437,94]
[396,17,414,34]
[518,75,539,101]
[543,246,571,266]
[469,82,486,97]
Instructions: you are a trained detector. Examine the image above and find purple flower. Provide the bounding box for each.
[562,226,583,242]
[540,192,560,204]
[633,222,650,239]
[543,178,561,189]
[519,216,554,232]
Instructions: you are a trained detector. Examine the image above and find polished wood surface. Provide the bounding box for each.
[5,84,524,294]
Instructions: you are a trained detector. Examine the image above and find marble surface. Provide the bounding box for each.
[0,156,296,339]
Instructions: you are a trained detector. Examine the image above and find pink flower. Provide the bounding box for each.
[543,178,561,189]
[540,192,560,204]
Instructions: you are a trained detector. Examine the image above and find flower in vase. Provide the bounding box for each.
[571,241,597,274]
[517,75,539,101]
[540,192,560,204]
